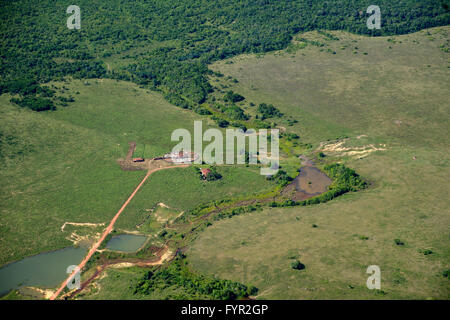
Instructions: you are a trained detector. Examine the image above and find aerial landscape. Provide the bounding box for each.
[0,0,448,306]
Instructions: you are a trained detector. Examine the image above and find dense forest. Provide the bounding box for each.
[0,0,449,111]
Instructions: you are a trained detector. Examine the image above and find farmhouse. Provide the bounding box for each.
[200,168,211,179]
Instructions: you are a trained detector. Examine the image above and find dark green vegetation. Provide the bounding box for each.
[223,91,245,103]
[266,170,294,187]
[1,0,449,113]
[291,260,306,271]
[257,103,283,120]
[134,253,256,300]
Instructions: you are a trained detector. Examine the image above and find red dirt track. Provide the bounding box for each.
[50,164,188,300]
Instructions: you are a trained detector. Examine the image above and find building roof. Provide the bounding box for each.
[200,168,211,176]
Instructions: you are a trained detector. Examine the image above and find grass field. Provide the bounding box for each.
[187,27,450,299]
[209,28,449,149]
[0,79,274,267]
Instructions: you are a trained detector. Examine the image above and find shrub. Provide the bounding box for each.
[323,163,367,192]
[223,91,245,103]
[285,133,299,141]
[159,230,168,238]
[11,96,55,111]
[257,103,283,120]
[195,107,212,115]
[223,105,249,121]
[134,255,257,299]
[211,117,229,128]
[291,260,305,270]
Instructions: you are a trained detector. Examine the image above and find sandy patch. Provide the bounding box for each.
[61,222,105,232]
[157,202,170,209]
[319,139,387,159]
[26,287,55,300]
[110,262,135,269]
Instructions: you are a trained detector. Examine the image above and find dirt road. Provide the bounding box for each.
[50,164,188,300]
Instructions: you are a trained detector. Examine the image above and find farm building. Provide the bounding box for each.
[200,168,211,178]
[164,151,199,163]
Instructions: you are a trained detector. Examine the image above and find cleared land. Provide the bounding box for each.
[0,79,275,267]
[187,28,450,299]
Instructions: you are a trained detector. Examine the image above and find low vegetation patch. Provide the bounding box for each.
[134,253,257,300]
[257,103,283,120]
[290,260,306,270]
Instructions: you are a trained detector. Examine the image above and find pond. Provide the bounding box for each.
[105,234,147,253]
[291,166,332,201]
[0,246,87,297]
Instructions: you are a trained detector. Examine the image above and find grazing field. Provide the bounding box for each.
[188,27,450,299]
[209,27,450,148]
[115,165,274,231]
[0,79,274,267]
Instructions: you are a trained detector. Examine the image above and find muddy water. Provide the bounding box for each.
[0,246,87,296]
[291,166,332,201]
[105,234,147,253]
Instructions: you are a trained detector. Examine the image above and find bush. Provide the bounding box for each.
[222,105,249,121]
[223,91,245,103]
[195,107,212,115]
[11,96,55,111]
[291,260,305,270]
[323,163,367,192]
[257,103,283,120]
[206,167,222,181]
[267,170,293,187]
[212,117,229,128]
[285,133,299,141]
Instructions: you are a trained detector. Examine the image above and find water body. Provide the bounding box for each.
[291,166,332,201]
[0,246,87,296]
[105,234,147,253]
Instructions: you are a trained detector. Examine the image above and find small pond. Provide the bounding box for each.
[105,234,147,253]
